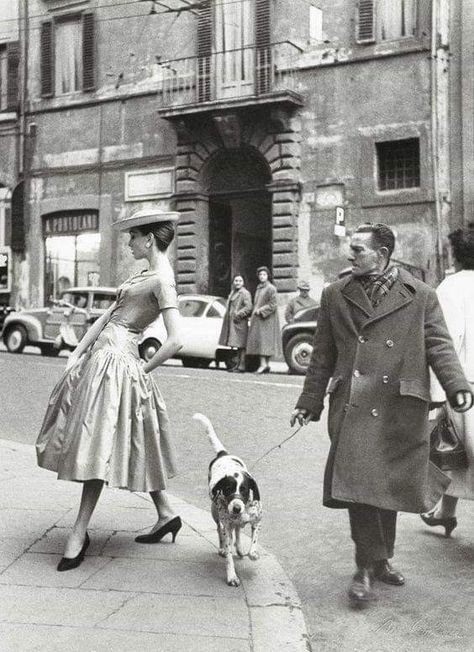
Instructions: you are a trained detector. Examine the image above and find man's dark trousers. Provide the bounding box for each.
[348,504,397,567]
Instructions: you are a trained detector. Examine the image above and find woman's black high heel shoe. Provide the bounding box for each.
[420,512,457,537]
[135,516,182,544]
[57,532,90,572]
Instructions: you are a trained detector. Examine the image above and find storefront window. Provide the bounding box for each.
[45,232,101,300]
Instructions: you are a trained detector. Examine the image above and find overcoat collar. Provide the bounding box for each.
[341,268,416,326]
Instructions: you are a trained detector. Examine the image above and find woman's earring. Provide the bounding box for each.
[146,242,151,249]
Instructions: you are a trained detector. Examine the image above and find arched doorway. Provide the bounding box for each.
[203,148,272,297]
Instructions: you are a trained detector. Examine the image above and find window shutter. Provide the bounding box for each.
[82,12,95,91]
[357,0,375,43]
[255,0,271,94]
[11,181,25,253]
[197,1,212,102]
[40,21,54,97]
[6,41,20,111]
[256,0,271,47]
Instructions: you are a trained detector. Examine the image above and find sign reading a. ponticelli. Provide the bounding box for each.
[0,246,11,292]
[43,211,99,236]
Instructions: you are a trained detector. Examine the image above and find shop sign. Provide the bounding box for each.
[43,211,99,236]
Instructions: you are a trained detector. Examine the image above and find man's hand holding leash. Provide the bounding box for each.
[290,409,315,427]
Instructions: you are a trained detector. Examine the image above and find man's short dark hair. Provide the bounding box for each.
[355,223,395,259]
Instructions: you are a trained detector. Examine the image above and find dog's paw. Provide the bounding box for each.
[227,575,241,587]
[236,547,245,558]
[218,547,226,558]
[248,550,260,561]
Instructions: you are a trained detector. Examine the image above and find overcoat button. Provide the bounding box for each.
[353,369,361,377]
[371,408,379,417]
[386,339,394,348]
[358,335,366,343]
[382,375,389,383]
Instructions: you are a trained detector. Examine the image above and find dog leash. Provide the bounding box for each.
[250,424,304,469]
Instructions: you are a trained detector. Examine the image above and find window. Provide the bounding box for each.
[91,292,116,310]
[178,299,207,317]
[309,6,323,42]
[55,18,82,95]
[357,0,417,43]
[41,13,95,97]
[378,0,416,41]
[206,301,225,318]
[376,138,420,191]
[0,47,7,110]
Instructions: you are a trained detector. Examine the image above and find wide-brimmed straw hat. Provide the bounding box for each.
[114,208,180,232]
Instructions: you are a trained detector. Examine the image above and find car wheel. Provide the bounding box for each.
[4,325,27,353]
[139,338,162,362]
[181,357,211,369]
[284,332,313,375]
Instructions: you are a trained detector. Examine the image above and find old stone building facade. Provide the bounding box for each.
[0,0,471,308]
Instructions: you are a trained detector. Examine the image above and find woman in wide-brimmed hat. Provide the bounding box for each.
[36,208,184,571]
[246,266,282,374]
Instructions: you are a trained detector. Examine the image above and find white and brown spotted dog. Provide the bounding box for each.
[193,413,263,587]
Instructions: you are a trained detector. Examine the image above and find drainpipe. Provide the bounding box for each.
[18,0,28,178]
[430,0,451,281]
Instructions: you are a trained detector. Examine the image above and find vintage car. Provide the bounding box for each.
[2,287,116,356]
[3,288,234,367]
[139,294,234,368]
[281,304,319,375]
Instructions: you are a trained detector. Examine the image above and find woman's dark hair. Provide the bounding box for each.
[257,266,271,279]
[137,220,175,252]
[355,223,395,259]
[448,222,474,269]
[233,273,245,284]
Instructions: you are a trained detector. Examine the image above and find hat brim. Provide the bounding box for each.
[114,211,179,232]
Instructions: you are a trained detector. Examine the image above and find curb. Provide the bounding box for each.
[0,439,311,652]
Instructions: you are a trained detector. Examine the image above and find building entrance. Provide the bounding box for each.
[205,149,272,298]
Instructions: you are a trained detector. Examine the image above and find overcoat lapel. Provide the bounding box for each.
[341,278,374,317]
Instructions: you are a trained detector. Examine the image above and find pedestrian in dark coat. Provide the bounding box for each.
[246,266,282,373]
[291,223,473,606]
[219,274,252,372]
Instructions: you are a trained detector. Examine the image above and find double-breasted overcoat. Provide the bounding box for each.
[246,281,282,357]
[218,287,253,349]
[296,269,471,514]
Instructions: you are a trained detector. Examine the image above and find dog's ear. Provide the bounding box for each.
[211,476,236,499]
[244,473,260,501]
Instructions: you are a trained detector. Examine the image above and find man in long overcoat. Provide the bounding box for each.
[291,223,473,605]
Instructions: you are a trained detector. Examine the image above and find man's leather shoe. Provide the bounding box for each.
[348,568,375,604]
[373,560,405,586]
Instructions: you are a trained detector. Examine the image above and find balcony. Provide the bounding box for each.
[156,41,304,119]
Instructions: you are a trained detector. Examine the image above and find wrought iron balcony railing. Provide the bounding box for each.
[156,41,302,111]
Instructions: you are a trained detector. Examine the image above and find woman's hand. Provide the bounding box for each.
[65,350,81,371]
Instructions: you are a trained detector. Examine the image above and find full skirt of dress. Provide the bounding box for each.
[36,322,177,492]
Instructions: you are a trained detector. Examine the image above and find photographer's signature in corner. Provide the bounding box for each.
[374,617,462,639]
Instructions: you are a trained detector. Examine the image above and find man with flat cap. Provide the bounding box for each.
[290,223,473,605]
[284,280,317,323]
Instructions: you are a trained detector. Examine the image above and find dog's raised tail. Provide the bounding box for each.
[193,413,226,455]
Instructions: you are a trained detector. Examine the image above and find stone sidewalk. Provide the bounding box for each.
[0,439,310,652]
